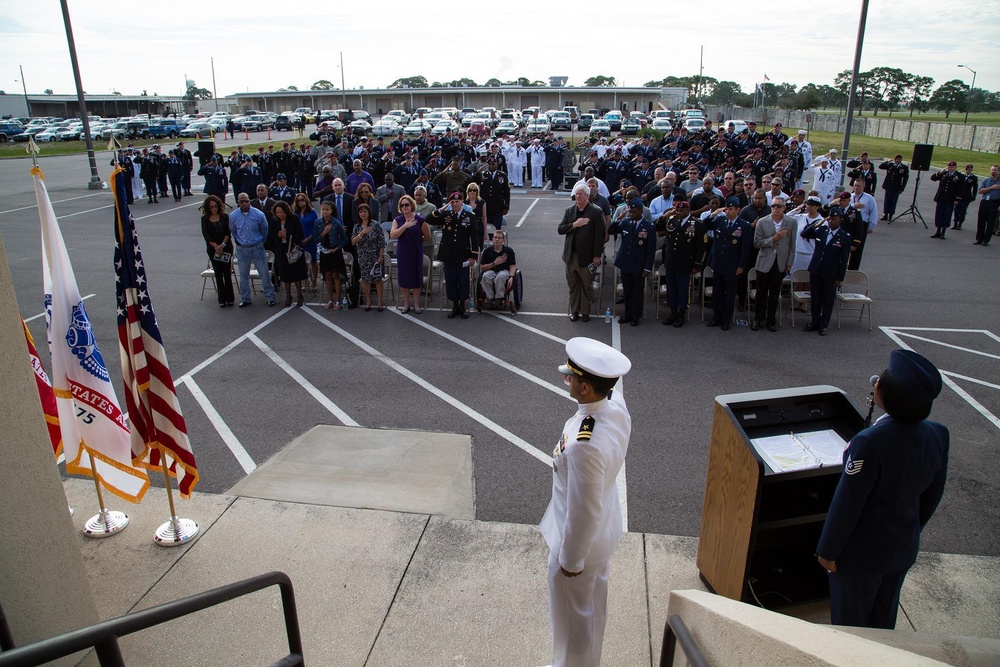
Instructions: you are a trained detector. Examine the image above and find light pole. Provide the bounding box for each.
[16,65,30,117]
[958,64,977,124]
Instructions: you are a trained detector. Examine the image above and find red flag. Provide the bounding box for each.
[111,166,199,497]
[22,317,62,455]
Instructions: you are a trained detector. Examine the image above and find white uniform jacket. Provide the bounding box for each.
[539,390,631,572]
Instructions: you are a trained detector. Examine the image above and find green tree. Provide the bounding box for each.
[445,77,479,87]
[905,76,934,116]
[311,80,335,90]
[44,88,53,95]
[484,78,503,87]
[388,76,429,88]
[835,69,874,115]
[863,67,909,116]
[929,79,969,117]
[183,85,213,101]
[584,75,617,87]
[705,80,742,105]
[789,86,823,110]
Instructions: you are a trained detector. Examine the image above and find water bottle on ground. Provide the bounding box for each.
[341,296,348,310]
[604,308,611,323]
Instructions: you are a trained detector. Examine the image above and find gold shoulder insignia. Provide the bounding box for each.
[577,415,596,441]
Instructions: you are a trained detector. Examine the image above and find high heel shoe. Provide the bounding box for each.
[296,294,304,307]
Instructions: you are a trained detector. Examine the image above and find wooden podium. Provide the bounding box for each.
[696,385,864,608]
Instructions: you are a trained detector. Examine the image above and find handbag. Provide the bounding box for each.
[286,238,303,264]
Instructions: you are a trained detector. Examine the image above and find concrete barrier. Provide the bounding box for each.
[706,106,1000,156]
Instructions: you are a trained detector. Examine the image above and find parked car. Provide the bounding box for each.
[577,113,594,130]
[13,126,47,142]
[651,118,673,132]
[493,120,519,137]
[385,109,410,126]
[403,120,433,137]
[683,118,706,132]
[549,111,572,131]
[35,127,63,142]
[431,119,460,135]
[274,115,294,130]
[180,122,215,138]
[589,119,612,137]
[347,119,372,136]
[0,120,25,142]
[462,112,490,128]
[525,118,550,136]
[604,112,623,131]
[101,120,150,140]
[241,114,275,131]
[148,118,187,139]
[621,117,643,135]
[293,108,316,123]
[726,119,749,135]
[371,118,401,137]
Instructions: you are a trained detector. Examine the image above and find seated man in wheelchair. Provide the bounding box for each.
[478,229,517,308]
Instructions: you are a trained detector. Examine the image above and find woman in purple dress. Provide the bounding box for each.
[389,194,431,313]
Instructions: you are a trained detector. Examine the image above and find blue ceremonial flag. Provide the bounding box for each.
[111,167,199,497]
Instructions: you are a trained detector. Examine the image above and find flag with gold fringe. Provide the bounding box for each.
[35,167,150,502]
[111,165,199,498]
[21,317,62,456]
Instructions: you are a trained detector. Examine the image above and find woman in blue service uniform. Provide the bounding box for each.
[816,349,949,629]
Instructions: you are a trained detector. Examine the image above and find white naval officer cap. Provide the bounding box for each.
[558,337,631,380]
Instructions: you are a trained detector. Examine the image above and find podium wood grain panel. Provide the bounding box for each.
[696,401,761,599]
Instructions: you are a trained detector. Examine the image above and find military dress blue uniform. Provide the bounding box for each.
[800,213,851,334]
[608,199,656,325]
[818,349,949,629]
[702,199,752,329]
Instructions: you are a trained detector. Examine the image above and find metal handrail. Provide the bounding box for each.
[0,571,303,667]
[659,613,709,667]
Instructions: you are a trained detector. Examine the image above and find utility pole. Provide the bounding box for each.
[59,0,101,189]
[840,0,870,187]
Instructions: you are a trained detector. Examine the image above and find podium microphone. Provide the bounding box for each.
[864,374,879,428]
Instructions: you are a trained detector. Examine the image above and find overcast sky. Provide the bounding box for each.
[2,0,998,101]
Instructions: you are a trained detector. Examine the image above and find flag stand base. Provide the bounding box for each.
[154,516,199,548]
[83,509,129,538]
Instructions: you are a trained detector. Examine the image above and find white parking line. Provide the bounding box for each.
[24,293,94,323]
[881,328,1000,431]
[57,205,114,219]
[0,192,108,216]
[515,198,539,228]
[181,376,256,474]
[134,201,201,220]
[940,371,1000,391]
[178,307,291,381]
[303,306,552,466]
[890,330,1000,361]
[247,332,359,426]
[392,309,570,400]
[486,312,568,345]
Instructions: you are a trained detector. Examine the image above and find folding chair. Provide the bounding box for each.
[745,268,758,318]
[837,270,873,330]
[789,269,811,327]
[699,266,714,321]
[200,261,216,300]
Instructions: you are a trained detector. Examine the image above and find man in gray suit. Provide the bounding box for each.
[558,181,606,321]
[751,194,798,331]
[375,173,406,223]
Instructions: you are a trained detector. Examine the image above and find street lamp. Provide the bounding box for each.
[15,65,30,117]
[958,64,977,124]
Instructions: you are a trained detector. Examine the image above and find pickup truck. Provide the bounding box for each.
[148,119,187,139]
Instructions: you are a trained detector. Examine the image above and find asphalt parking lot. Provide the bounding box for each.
[2,146,998,560]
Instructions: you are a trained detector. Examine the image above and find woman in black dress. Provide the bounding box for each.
[316,200,348,310]
[200,195,234,307]
[270,200,307,307]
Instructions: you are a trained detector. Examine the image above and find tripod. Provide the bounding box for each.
[891,170,928,228]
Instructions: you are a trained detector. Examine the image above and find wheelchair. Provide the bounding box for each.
[474,265,523,315]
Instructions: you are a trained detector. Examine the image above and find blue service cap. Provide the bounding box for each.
[828,206,844,218]
[724,196,741,208]
[276,172,287,180]
[628,198,643,209]
[888,349,942,404]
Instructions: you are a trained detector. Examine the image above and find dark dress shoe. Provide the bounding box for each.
[974,241,983,245]
[706,319,721,327]
[662,313,677,326]
[803,323,818,332]
[931,233,941,238]
[721,323,730,331]
[619,316,633,325]
[238,301,251,308]
[673,315,685,328]
[570,312,580,322]
[767,324,778,332]
[581,313,590,322]
[819,327,828,336]
[750,321,760,331]
[630,318,639,327]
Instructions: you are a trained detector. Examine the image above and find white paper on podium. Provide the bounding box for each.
[751,429,848,473]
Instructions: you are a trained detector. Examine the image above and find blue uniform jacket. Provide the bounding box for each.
[817,416,949,572]
[609,213,656,275]
[801,223,851,283]
[703,213,751,275]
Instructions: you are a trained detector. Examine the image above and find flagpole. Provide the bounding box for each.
[153,448,199,547]
[82,449,129,537]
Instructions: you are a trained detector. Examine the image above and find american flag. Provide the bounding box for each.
[112,167,199,497]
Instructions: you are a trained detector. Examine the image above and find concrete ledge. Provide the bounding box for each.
[665,589,948,666]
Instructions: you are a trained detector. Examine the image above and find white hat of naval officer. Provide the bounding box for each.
[558,337,631,380]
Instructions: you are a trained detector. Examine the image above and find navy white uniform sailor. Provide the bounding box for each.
[540,337,632,667]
